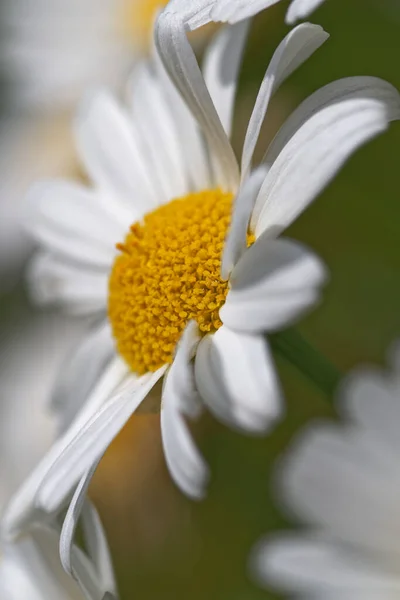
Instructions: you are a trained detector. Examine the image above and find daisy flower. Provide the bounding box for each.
[164,0,328,29]
[4,11,400,576]
[253,342,400,599]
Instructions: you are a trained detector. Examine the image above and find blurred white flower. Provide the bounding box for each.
[253,342,400,598]
[0,0,169,290]
[4,11,400,584]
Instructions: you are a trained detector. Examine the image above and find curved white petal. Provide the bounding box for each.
[51,322,115,435]
[252,77,400,237]
[241,23,329,182]
[3,357,129,539]
[26,180,122,269]
[0,524,94,600]
[161,323,209,500]
[286,0,327,24]
[254,535,400,593]
[221,167,267,280]
[60,466,117,599]
[164,0,327,29]
[203,20,250,139]
[152,40,212,192]
[195,327,282,434]
[28,252,108,315]
[128,62,189,202]
[38,367,167,514]
[75,90,159,218]
[80,502,117,599]
[221,237,326,333]
[155,11,239,192]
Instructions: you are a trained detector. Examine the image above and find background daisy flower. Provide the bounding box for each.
[4,11,399,591]
[254,342,400,600]
[0,0,171,290]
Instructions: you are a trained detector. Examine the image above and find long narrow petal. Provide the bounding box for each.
[221,237,326,333]
[38,367,167,513]
[3,357,129,538]
[155,11,240,192]
[195,327,282,434]
[152,40,212,192]
[203,20,250,138]
[241,23,329,182]
[60,465,118,599]
[28,252,108,315]
[161,323,210,500]
[26,180,123,269]
[51,322,115,435]
[128,62,189,202]
[75,90,159,216]
[221,167,266,280]
[81,502,117,598]
[251,77,400,237]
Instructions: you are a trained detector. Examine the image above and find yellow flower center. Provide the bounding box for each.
[108,189,234,375]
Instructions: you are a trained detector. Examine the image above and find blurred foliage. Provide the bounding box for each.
[1,0,400,597]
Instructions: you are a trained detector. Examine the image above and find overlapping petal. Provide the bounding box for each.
[221,237,326,333]
[195,327,282,434]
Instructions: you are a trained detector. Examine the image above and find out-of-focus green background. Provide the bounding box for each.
[1,0,400,597]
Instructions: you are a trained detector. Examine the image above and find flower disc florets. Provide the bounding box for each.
[108,189,234,374]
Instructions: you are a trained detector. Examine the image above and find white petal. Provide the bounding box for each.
[254,535,400,593]
[26,180,122,269]
[202,20,250,138]
[211,0,283,23]
[165,0,280,29]
[195,327,282,434]
[38,367,167,513]
[60,466,117,599]
[221,237,326,333]
[241,23,329,182]
[80,502,117,598]
[152,41,212,192]
[280,424,400,563]
[155,11,239,191]
[128,62,189,202]
[51,322,115,435]
[252,77,400,237]
[75,90,159,217]
[163,0,215,31]
[341,369,400,462]
[0,523,102,600]
[161,323,209,499]
[28,252,108,315]
[286,0,327,24]
[221,167,267,280]
[3,357,129,538]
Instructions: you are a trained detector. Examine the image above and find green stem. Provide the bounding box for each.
[270,328,342,398]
